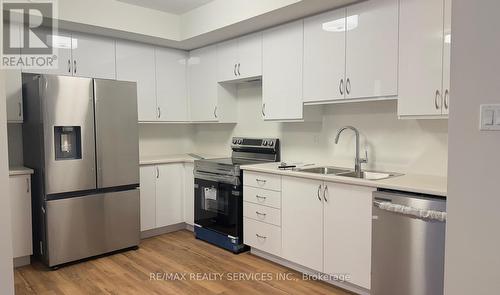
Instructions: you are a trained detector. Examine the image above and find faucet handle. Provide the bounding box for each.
[361,150,368,164]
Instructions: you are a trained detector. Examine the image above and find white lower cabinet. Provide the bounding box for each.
[140,163,194,232]
[281,176,324,272]
[9,174,33,259]
[244,171,375,291]
[323,182,375,290]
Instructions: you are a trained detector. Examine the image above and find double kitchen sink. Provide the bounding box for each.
[295,166,403,181]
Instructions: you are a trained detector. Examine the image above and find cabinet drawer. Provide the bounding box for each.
[244,201,281,226]
[244,171,281,191]
[244,217,281,256]
[244,186,281,209]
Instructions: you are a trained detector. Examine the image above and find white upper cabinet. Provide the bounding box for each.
[398,0,450,118]
[217,39,239,82]
[323,182,375,290]
[237,32,263,80]
[303,9,347,103]
[442,0,452,116]
[22,29,73,76]
[345,0,399,99]
[262,20,304,121]
[281,176,324,272]
[155,47,189,122]
[189,45,218,122]
[189,45,237,122]
[116,41,157,122]
[6,70,23,123]
[217,32,262,82]
[71,33,116,79]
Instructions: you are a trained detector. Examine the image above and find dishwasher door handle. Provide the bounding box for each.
[373,200,447,222]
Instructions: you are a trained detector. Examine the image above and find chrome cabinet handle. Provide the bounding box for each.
[256,179,267,186]
[237,63,241,76]
[214,106,218,118]
[18,102,22,117]
[157,107,161,118]
[317,184,322,201]
[68,59,71,73]
[73,60,77,74]
[444,89,449,109]
[234,64,237,76]
[346,78,351,95]
[323,185,328,202]
[256,234,267,239]
[256,211,267,217]
[435,90,442,109]
[339,79,344,95]
[262,103,266,117]
[26,178,30,193]
[156,167,159,178]
[256,195,267,200]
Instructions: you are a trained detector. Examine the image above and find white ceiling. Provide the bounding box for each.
[116,0,214,15]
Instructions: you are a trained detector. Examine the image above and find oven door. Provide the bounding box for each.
[194,176,242,238]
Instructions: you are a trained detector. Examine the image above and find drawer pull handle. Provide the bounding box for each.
[256,195,267,200]
[256,211,267,217]
[256,234,267,239]
[256,179,267,184]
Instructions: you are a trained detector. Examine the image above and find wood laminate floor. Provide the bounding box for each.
[14,230,351,295]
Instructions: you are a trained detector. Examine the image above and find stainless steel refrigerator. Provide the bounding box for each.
[22,74,140,268]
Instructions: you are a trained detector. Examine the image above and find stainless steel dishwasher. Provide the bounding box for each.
[371,190,447,295]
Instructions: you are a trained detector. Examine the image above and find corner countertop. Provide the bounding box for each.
[241,162,447,197]
[9,166,34,176]
[139,153,228,166]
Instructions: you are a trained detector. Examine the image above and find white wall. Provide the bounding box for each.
[7,124,22,167]
[193,82,448,176]
[444,0,500,294]
[0,71,15,294]
[139,124,195,157]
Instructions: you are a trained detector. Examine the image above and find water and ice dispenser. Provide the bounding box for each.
[54,126,82,160]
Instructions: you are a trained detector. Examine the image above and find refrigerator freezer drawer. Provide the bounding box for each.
[46,189,140,267]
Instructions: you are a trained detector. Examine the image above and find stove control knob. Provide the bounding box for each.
[233,139,237,144]
[269,141,274,147]
[263,140,268,146]
[238,139,243,144]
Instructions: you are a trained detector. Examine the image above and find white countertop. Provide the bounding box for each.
[241,162,447,197]
[9,166,34,176]
[139,153,228,165]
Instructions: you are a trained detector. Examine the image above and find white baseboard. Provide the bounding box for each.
[13,256,31,268]
[251,248,370,295]
[140,222,194,239]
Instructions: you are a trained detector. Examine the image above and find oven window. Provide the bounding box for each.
[194,178,242,238]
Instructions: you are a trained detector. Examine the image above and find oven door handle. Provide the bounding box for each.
[194,171,240,186]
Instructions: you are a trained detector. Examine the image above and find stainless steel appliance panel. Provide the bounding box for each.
[371,191,446,295]
[46,189,140,267]
[94,79,139,188]
[42,75,96,194]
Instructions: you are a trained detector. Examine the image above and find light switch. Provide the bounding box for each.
[480,104,500,131]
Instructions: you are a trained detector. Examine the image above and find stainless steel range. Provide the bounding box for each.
[193,137,280,253]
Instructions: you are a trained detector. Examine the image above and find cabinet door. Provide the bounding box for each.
[282,176,323,272]
[188,45,218,122]
[217,39,239,82]
[262,20,304,121]
[237,32,262,79]
[183,163,195,225]
[442,0,452,116]
[345,0,399,99]
[71,33,116,79]
[116,41,157,122]
[156,164,184,227]
[22,29,73,76]
[140,166,156,231]
[155,47,189,122]
[323,182,375,289]
[303,9,346,102]
[398,0,444,117]
[6,70,23,122]
[9,175,32,258]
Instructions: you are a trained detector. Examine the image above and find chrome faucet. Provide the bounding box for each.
[334,126,368,176]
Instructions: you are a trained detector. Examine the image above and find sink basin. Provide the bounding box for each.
[336,171,402,180]
[297,166,351,175]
